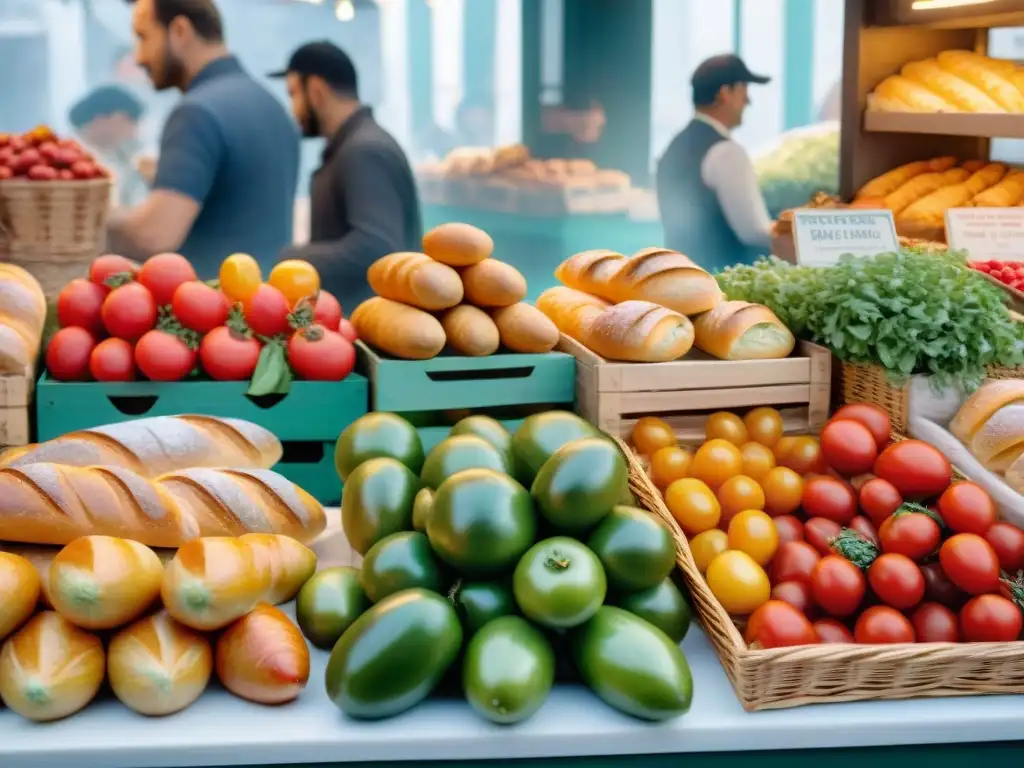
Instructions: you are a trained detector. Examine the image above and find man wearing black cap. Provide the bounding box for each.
[656,54,774,272]
[272,42,421,314]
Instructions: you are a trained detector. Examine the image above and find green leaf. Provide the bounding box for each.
[248,342,293,396]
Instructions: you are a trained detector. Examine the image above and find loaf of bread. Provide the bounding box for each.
[0,464,327,547]
[491,303,559,353]
[554,250,627,300]
[0,552,40,642]
[536,286,610,342]
[367,252,463,310]
[351,297,446,360]
[460,260,527,307]
[242,533,317,605]
[0,264,47,375]
[607,248,723,316]
[215,604,310,704]
[0,415,282,477]
[949,380,1024,443]
[583,300,694,362]
[442,305,501,356]
[692,301,795,360]
[423,223,494,266]
[967,403,1024,471]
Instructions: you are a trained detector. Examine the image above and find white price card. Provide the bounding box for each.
[946,207,1024,261]
[792,209,900,267]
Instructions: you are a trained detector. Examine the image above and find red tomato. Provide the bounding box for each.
[199,326,262,381]
[89,254,138,288]
[811,555,866,618]
[879,512,941,561]
[831,403,891,451]
[773,515,805,546]
[243,284,292,337]
[820,419,878,476]
[813,618,854,644]
[801,476,856,525]
[985,522,1024,573]
[854,606,915,644]
[873,440,951,499]
[937,482,996,536]
[770,541,821,585]
[960,594,1023,642]
[771,581,814,615]
[744,600,818,649]
[287,326,355,381]
[134,330,196,382]
[57,278,106,336]
[313,290,343,331]
[920,563,965,610]
[45,327,96,381]
[939,534,1001,596]
[858,477,902,528]
[172,281,230,334]
[338,317,358,344]
[101,283,157,341]
[88,338,135,382]
[805,517,843,557]
[138,253,197,306]
[849,515,879,547]
[868,553,925,610]
[911,602,960,643]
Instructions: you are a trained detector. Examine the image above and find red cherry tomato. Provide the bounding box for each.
[89,254,138,288]
[101,282,157,342]
[770,541,821,585]
[313,290,343,331]
[920,562,966,610]
[171,281,230,334]
[937,482,996,536]
[960,594,1023,642]
[243,284,292,337]
[854,606,915,644]
[873,440,951,499]
[45,327,96,381]
[804,517,843,557]
[911,602,960,643]
[199,326,262,381]
[879,512,941,561]
[868,553,925,610]
[985,522,1024,574]
[811,555,866,618]
[939,534,1001,596]
[773,515,804,546]
[830,403,891,452]
[813,618,854,643]
[287,326,356,381]
[138,253,197,306]
[801,476,856,525]
[338,317,358,344]
[744,600,818,649]
[57,278,106,337]
[88,337,135,382]
[849,515,880,547]
[820,419,878,476]
[134,330,196,382]
[858,477,902,528]
[771,581,814,615]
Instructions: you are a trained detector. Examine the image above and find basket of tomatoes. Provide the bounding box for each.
[619,404,1024,711]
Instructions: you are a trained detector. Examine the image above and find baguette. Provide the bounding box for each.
[967,403,1024,471]
[0,464,327,547]
[0,263,46,375]
[691,301,795,360]
[351,297,446,360]
[583,300,694,362]
[441,305,501,356]
[460,260,527,307]
[536,286,610,342]
[554,250,627,300]
[0,415,282,477]
[949,379,1024,443]
[607,248,723,316]
[367,252,463,310]
[422,223,494,266]
[491,303,560,353]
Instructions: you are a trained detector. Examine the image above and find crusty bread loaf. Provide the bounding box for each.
[0,263,46,375]
[949,379,1024,443]
[554,250,627,301]
[536,286,610,342]
[0,552,40,642]
[422,223,494,266]
[967,403,1024,471]
[607,248,723,315]
[460,260,527,307]
[351,296,446,360]
[691,301,795,360]
[367,252,463,310]
[491,303,559,353]
[0,415,282,477]
[442,305,500,356]
[583,300,694,362]
[242,533,317,605]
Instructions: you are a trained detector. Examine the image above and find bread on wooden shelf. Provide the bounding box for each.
[582,300,694,363]
[367,252,463,311]
[422,223,494,266]
[553,249,627,301]
[441,305,501,357]
[606,248,722,316]
[351,296,446,360]
[535,286,610,342]
[692,301,795,361]
[854,157,957,201]
[460,260,527,307]
[491,303,559,353]
[0,263,47,375]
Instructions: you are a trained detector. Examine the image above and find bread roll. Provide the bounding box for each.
[583,301,694,362]
[967,403,1024,471]
[49,536,163,630]
[442,305,501,356]
[949,380,1024,442]
[351,297,446,360]
[367,252,463,310]
[215,604,310,705]
[0,263,46,375]
[107,612,213,716]
[241,533,318,605]
[491,303,559,353]
[554,250,627,300]
[608,248,723,315]
[460,260,528,307]
[0,552,40,641]
[536,286,610,342]
[692,301,795,360]
[423,223,494,266]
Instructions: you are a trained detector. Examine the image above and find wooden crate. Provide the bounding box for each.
[0,373,32,447]
[559,335,831,439]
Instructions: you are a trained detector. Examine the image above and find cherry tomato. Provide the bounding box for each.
[745,600,817,648]
[691,439,743,490]
[727,509,779,566]
[739,441,776,482]
[985,522,1024,573]
[778,436,826,475]
[138,252,197,306]
[813,618,854,643]
[773,515,805,546]
[89,254,138,288]
[631,416,676,455]
[705,411,748,446]
[743,407,784,447]
[879,512,940,561]
[199,326,262,381]
[338,317,358,344]
[57,278,106,336]
[135,330,196,382]
[939,534,1001,596]
[920,563,965,610]
[811,555,866,618]
[911,602,960,643]
[849,515,879,547]
[773,436,798,466]
[220,253,262,302]
[859,477,902,528]
[805,517,843,557]
[88,337,135,382]
[689,529,728,574]
[960,594,1023,642]
[868,553,925,610]
[45,327,96,381]
[801,476,856,525]
[770,541,821,585]
[649,446,693,489]
[854,606,915,644]
[937,482,996,536]
[313,289,343,331]
[761,466,804,517]
[269,259,320,307]
[771,581,814,615]
[873,440,951,499]
[243,283,292,337]
[665,478,721,536]
[820,419,878,476]
[288,326,355,381]
[717,474,765,525]
[101,282,157,341]
[830,403,891,451]
[705,550,771,615]
[172,281,230,334]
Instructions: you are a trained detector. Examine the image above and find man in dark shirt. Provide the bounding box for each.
[107,0,299,277]
[271,42,421,313]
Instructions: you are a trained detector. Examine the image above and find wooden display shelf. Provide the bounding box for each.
[864,111,1024,139]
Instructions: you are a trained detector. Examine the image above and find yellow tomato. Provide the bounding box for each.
[664,478,721,536]
[705,550,771,615]
[727,509,779,566]
[761,466,804,517]
[269,259,321,308]
[650,446,693,489]
[744,407,784,447]
[220,253,262,302]
[632,417,677,455]
[704,411,748,446]
[739,441,776,482]
[773,435,799,465]
[716,474,766,526]
[690,529,728,573]
[779,436,825,475]
[690,439,743,490]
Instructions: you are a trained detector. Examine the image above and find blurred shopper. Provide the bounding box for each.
[271,41,421,314]
[656,54,773,272]
[106,0,299,276]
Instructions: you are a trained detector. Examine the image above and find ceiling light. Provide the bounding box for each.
[335,0,355,21]
[911,0,996,9]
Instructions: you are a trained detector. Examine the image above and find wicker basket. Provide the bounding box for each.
[614,435,1024,711]
[0,178,111,254]
[3,246,95,298]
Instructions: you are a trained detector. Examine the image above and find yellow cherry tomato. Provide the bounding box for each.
[632,416,677,455]
[705,550,771,615]
[690,438,743,491]
[690,529,728,573]
[269,259,321,308]
[744,407,784,447]
[705,411,748,446]
[727,509,779,566]
[650,446,693,489]
[220,253,262,302]
[716,474,766,527]
[779,435,825,475]
[739,441,776,482]
[664,478,721,536]
[761,466,804,517]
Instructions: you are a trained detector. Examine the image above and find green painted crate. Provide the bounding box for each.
[34,374,369,505]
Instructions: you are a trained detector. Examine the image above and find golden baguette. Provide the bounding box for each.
[871,76,957,112]
[902,59,1005,112]
[535,286,610,343]
[972,171,1024,207]
[855,157,957,200]
[937,51,1024,112]
[884,168,970,214]
[367,252,463,311]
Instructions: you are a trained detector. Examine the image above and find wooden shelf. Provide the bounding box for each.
[864,111,1024,139]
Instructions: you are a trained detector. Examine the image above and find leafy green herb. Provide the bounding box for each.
[248,340,292,396]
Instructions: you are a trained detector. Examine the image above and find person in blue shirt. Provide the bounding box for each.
[106,0,299,277]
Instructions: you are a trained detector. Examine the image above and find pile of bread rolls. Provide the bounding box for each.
[950,380,1024,495]
[537,247,795,363]
[352,223,559,360]
[0,533,314,722]
[0,263,46,377]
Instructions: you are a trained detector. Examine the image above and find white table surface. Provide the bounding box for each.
[3,514,1024,768]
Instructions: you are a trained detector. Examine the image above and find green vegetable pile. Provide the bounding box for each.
[716,249,1024,391]
[754,122,839,218]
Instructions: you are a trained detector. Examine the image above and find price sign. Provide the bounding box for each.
[946,207,1024,261]
[792,209,900,266]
